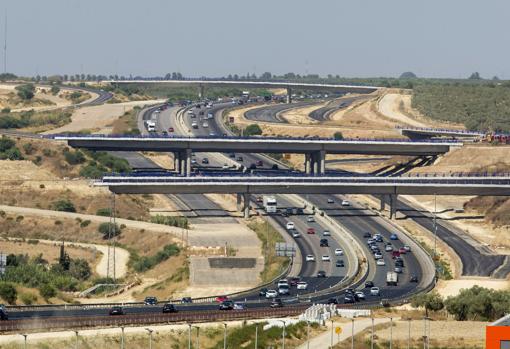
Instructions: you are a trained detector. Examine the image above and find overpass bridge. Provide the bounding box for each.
[397,126,485,139]
[97,174,510,218]
[107,80,379,103]
[54,135,459,176]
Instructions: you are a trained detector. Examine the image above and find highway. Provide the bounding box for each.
[309,95,370,122]
[245,101,317,123]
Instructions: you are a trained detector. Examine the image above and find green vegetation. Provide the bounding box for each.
[95,208,112,217]
[15,84,35,100]
[247,219,289,283]
[0,282,17,304]
[0,109,72,130]
[416,240,452,280]
[244,123,263,136]
[410,291,444,316]
[50,85,60,95]
[98,222,121,239]
[333,131,343,140]
[130,244,180,273]
[79,150,131,178]
[52,199,76,213]
[63,148,86,165]
[0,136,23,160]
[412,84,510,132]
[150,215,189,229]
[111,108,141,135]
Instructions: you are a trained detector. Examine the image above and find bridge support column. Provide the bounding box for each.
[174,152,181,173]
[185,148,192,176]
[243,192,250,219]
[304,153,312,175]
[286,87,292,104]
[236,193,242,211]
[319,150,326,175]
[378,195,386,211]
[311,152,319,176]
[389,194,398,219]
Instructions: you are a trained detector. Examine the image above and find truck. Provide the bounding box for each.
[263,196,277,213]
[146,121,156,132]
[386,271,398,286]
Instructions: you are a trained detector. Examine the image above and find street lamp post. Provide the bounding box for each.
[120,326,125,349]
[254,323,259,349]
[408,318,412,349]
[279,320,286,349]
[306,321,311,349]
[433,193,438,257]
[145,328,153,349]
[20,334,28,349]
[194,326,200,349]
[389,317,393,349]
[74,330,79,349]
[371,317,375,349]
[188,324,192,349]
[351,318,355,349]
[223,323,228,349]
[330,319,334,348]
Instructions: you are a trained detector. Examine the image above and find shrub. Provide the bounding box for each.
[244,124,262,136]
[0,282,17,304]
[1,107,10,113]
[39,284,56,300]
[79,219,91,228]
[20,292,37,305]
[98,222,121,238]
[96,208,112,217]
[50,85,60,95]
[15,84,35,100]
[63,149,86,165]
[53,199,76,212]
[333,131,343,140]
[69,259,91,281]
[132,244,180,272]
[150,215,189,229]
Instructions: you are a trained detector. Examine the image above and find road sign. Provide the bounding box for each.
[0,253,6,275]
[275,242,296,257]
[335,327,342,334]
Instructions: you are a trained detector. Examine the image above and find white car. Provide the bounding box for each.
[327,198,334,204]
[404,245,411,252]
[374,253,383,260]
[277,279,289,288]
[341,200,350,206]
[385,245,393,252]
[305,255,315,262]
[292,231,301,238]
[376,259,386,266]
[322,230,331,236]
[286,222,295,230]
[334,249,343,256]
[307,215,315,222]
[296,281,308,290]
[355,291,366,300]
[265,290,278,298]
[202,122,209,128]
[222,163,229,169]
[370,287,380,296]
[321,255,331,262]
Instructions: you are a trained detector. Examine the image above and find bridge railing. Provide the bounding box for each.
[396,125,487,135]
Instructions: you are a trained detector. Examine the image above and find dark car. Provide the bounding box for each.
[109,306,124,316]
[236,156,244,162]
[365,281,374,288]
[336,260,344,267]
[289,277,300,286]
[327,297,339,304]
[249,163,257,170]
[344,295,355,304]
[161,131,168,136]
[270,299,283,308]
[256,160,263,167]
[201,158,209,164]
[144,296,158,305]
[286,207,293,215]
[296,208,304,215]
[319,238,329,247]
[219,300,234,310]
[410,275,419,283]
[317,270,327,278]
[259,288,268,297]
[363,232,372,238]
[181,297,193,304]
[162,303,177,313]
[271,164,279,170]
[229,153,235,158]
[0,305,8,320]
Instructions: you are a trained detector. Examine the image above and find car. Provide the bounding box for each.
[395,259,404,268]
[292,231,301,238]
[162,303,177,313]
[289,277,300,286]
[201,158,209,164]
[191,159,197,165]
[320,238,329,247]
[385,245,394,252]
[327,198,334,204]
[399,247,407,254]
[286,207,294,215]
[228,153,235,158]
[286,222,295,230]
[265,290,278,299]
[219,300,234,310]
[209,132,217,137]
[256,196,263,203]
[317,270,327,278]
[233,302,246,310]
[341,200,350,206]
[144,296,158,305]
[278,285,290,295]
[334,248,343,256]
[370,287,380,296]
[395,267,403,273]
[215,296,228,303]
[0,305,7,320]
[270,299,283,308]
[410,275,419,283]
[404,245,411,252]
[256,160,263,166]
[202,122,209,128]
[277,279,289,288]
[307,215,315,222]
[327,297,339,304]
[305,255,315,262]
[322,230,331,236]
[296,281,308,290]
[259,288,268,297]
[249,163,257,170]
[355,291,366,300]
[367,238,375,245]
[374,252,383,260]
[344,295,355,304]
[222,163,230,169]
[161,131,168,136]
[390,234,398,240]
[181,297,192,303]
[392,251,401,259]
[109,306,124,316]
[375,235,383,243]
[363,232,372,238]
[307,227,316,234]
[376,259,386,266]
[236,156,244,162]
[365,281,374,288]
[336,259,345,267]
[321,255,331,262]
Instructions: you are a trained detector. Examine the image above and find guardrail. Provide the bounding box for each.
[396,125,486,135]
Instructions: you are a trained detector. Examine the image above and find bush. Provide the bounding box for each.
[50,85,60,95]
[0,282,17,304]
[23,142,35,155]
[244,124,262,136]
[150,215,189,229]
[39,283,56,299]
[70,91,82,100]
[53,199,76,212]
[79,219,91,228]
[444,285,510,321]
[131,244,180,272]
[20,292,37,305]
[96,208,112,217]
[333,131,343,140]
[1,107,10,113]
[63,149,86,165]
[79,163,105,178]
[15,84,35,100]
[69,259,91,281]
[98,222,121,238]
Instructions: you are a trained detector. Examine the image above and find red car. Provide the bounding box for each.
[392,251,401,259]
[215,296,228,303]
[399,247,407,254]
[307,228,315,234]
[168,127,174,132]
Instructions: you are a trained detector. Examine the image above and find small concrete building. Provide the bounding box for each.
[487,314,510,349]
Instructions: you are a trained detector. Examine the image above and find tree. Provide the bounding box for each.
[468,72,482,80]
[0,282,17,304]
[411,291,444,316]
[399,72,417,79]
[50,85,60,95]
[69,259,91,280]
[260,72,272,80]
[333,131,343,140]
[98,222,121,239]
[53,199,76,213]
[39,283,56,300]
[15,84,35,100]
[244,124,262,136]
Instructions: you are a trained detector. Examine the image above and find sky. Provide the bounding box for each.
[2,0,509,79]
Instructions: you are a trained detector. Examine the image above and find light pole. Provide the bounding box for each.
[193,325,200,349]
[223,323,228,349]
[330,319,334,348]
[145,328,153,349]
[408,318,412,349]
[433,193,438,258]
[371,317,375,349]
[306,321,311,349]
[351,318,355,349]
[20,334,27,349]
[74,330,79,349]
[120,326,125,349]
[254,323,259,349]
[389,317,393,349]
[188,324,192,349]
[279,320,286,349]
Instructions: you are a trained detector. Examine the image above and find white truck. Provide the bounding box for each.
[263,196,278,213]
[146,120,156,132]
[386,271,398,286]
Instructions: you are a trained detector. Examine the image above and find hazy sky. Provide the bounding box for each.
[2,0,509,78]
